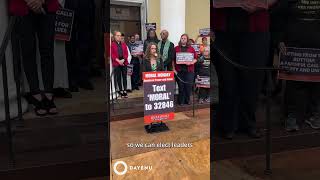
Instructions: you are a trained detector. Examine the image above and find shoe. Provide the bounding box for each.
[53,88,72,98]
[43,96,58,115]
[199,98,204,104]
[247,129,261,139]
[126,89,132,93]
[135,87,140,90]
[123,91,128,98]
[118,91,124,98]
[78,81,94,90]
[285,113,300,132]
[29,96,47,116]
[306,112,320,129]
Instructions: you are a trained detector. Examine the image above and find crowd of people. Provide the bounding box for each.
[110,29,211,105]
[8,0,97,116]
[213,0,320,140]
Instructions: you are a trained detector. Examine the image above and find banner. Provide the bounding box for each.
[199,28,211,37]
[196,76,210,88]
[278,47,320,82]
[143,71,175,124]
[145,23,156,31]
[127,64,133,76]
[176,52,194,64]
[191,44,200,54]
[213,0,268,8]
[55,8,74,41]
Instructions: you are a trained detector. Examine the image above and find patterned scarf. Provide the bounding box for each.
[158,40,171,62]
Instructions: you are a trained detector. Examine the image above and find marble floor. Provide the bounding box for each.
[110,108,210,180]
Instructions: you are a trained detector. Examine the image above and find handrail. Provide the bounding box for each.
[0,17,17,65]
[0,16,19,168]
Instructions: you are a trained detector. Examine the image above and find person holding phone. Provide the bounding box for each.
[111,31,129,98]
[143,43,164,72]
[173,34,198,106]
[212,1,277,139]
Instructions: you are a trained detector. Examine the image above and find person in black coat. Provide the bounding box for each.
[65,0,96,91]
[143,43,164,72]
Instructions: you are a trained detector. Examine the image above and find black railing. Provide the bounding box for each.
[0,16,23,168]
[213,43,281,175]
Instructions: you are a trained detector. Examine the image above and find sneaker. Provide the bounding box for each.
[199,98,204,104]
[306,112,320,129]
[285,113,299,132]
[123,91,128,98]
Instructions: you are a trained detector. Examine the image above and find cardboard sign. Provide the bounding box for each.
[127,64,133,76]
[176,52,194,64]
[213,0,268,8]
[196,76,210,88]
[145,23,156,31]
[199,28,211,37]
[55,8,74,41]
[143,71,175,124]
[191,44,200,54]
[278,47,320,82]
[131,44,144,55]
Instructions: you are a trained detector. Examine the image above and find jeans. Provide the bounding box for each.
[19,13,56,94]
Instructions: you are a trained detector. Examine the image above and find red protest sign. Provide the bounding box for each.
[143,71,175,124]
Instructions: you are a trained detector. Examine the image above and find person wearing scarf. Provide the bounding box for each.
[158,30,175,71]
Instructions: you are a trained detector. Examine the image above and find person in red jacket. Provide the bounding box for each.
[111,31,129,98]
[8,0,59,116]
[173,34,198,105]
[212,1,277,139]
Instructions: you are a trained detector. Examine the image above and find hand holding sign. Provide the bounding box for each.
[176,52,194,65]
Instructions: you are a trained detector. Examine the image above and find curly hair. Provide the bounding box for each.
[144,42,161,60]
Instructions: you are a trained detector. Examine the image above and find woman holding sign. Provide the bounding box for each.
[275,0,320,131]
[173,34,198,106]
[142,43,164,72]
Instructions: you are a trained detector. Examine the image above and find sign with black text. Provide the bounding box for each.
[176,52,194,64]
[127,64,133,76]
[145,23,156,31]
[55,8,74,41]
[213,0,268,8]
[279,47,320,82]
[143,71,175,124]
[196,76,210,88]
[199,28,211,37]
[131,44,144,55]
[191,44,200,54]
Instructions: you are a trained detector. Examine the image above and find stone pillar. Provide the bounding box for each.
[160,0,186,46]
[0,1,28,122]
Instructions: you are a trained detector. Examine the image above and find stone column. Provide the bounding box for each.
[160,0,186,46]
[0,1,28,122]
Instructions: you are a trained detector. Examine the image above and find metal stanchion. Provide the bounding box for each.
[265,71,273,175]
